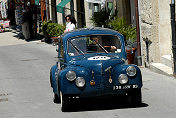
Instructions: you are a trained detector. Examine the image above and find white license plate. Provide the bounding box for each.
[113,85,138,90]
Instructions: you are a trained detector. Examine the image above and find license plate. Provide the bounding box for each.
[113,85,138,90]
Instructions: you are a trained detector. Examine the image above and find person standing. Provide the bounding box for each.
[64,14,76,33]
[22,2,33,40]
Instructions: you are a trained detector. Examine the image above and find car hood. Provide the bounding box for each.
[68,55,124,75]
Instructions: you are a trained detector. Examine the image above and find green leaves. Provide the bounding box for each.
[42,21,65,37]
[109,17,136,43]
[42,20,52,36]
[109,17,127,33]
[46,23,65,37]
[90,9,113,28]
[90,10,136,44]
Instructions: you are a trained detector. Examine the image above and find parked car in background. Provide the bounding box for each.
[50,28,143,112]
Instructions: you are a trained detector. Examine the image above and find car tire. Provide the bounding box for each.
[130,89,142,107]
[60,91,70,112]
[53,93,60,103]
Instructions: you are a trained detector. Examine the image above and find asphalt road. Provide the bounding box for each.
[0,32,176,118]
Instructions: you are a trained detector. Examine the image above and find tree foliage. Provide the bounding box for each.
[42,21,65,37]
[109,17,136,43]
[90,9,113,28]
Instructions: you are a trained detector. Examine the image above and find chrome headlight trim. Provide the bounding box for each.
[118,74,128,84]
[66,71,76,81]
[126,66,136,76]
[75,77,85,87]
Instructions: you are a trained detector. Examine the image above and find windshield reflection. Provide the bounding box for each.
[68,35,122,56]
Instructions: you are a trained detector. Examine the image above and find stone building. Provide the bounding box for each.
[139,0,173,75]
[0,0,7,19]
[50,0,135,28]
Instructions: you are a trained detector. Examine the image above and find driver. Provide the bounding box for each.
[89,36,104,52]
[89,36,117,52]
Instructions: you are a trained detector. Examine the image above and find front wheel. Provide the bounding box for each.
[53,93,60,103]
[130,89,142,107]
[60,91,70,112]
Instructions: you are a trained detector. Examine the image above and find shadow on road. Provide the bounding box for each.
[65,96,148,112]
[12,32,44,42]
[6,29,44,43]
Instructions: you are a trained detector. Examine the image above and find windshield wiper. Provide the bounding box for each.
[93,40,108,54]
[69,41,85,56]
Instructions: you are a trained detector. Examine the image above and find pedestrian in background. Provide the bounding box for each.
[64,15,76,33]
[22,4,33,40]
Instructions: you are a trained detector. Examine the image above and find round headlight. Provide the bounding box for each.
[126,66,136,76]
[118,74,128,84]
[75,77,85,87]
[66,71,76,81]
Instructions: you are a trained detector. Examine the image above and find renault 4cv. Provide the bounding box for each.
[50,28,143,112]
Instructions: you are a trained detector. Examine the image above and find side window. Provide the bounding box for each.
[102,35,121,53]
[113,36,121,49]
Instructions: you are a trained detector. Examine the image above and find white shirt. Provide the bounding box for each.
[66,22,75,32]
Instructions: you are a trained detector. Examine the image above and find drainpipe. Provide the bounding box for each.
[134,0,142,66]
[170,0,176,75]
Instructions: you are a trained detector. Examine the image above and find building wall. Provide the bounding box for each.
[55,0,131,28]
[130,0,136,26]
[84,1,94,28]
[49,0,57,23]
[73,0,78,26]
[158,0,172,57]
[76,0,82,28]
[56,0,80,27]
[56,0,63,24]
[54,0,133,29]
[0,0,8,19]
[139,0,172,67]
[116,0,131,24]
[65,0,71,15]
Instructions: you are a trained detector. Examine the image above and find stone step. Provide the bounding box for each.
[161,55,172,68]
[150,63,173,76]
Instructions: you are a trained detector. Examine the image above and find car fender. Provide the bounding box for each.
[50,65,58,93]
[113,64,143,88]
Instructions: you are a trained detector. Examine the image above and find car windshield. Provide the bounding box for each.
[67,35,122,56]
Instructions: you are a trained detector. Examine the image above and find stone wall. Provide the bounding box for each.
[139,0,172,67]
[140,0,159,66]
[158,0,172,57]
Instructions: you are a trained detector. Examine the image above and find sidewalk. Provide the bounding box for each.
[0,31,27,46]
[0,30,43,47]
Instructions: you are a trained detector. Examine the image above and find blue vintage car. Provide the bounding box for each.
[50,28,142,112]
